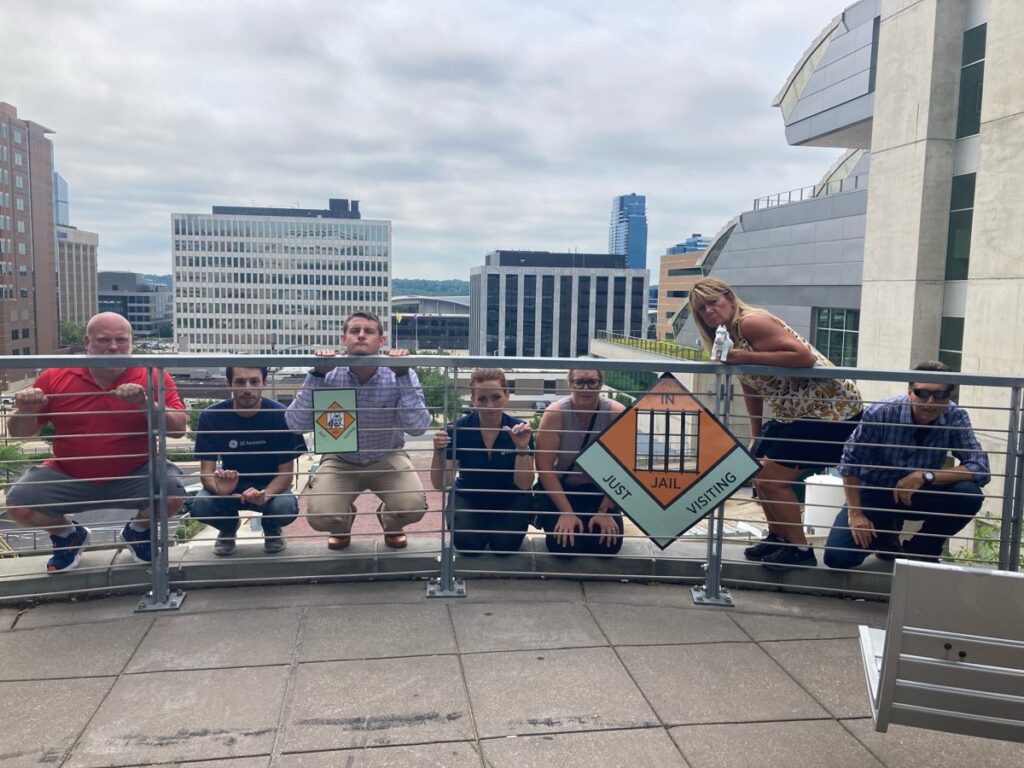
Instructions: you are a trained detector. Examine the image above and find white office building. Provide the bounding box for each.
[172,199,391,354]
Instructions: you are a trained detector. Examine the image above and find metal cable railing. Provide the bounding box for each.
[1,353,1021,609]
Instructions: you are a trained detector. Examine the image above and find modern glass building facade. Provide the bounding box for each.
[172,199,390,354]
[608,193,648,270]
[469,251,648,357]
[99,271,172,337]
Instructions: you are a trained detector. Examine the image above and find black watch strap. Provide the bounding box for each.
[923,470,935,483]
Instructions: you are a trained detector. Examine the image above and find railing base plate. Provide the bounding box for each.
[426,578,466,598]
[135,589,187,612]
[691,585,734,607]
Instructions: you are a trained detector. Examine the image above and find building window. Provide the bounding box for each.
[540,276,554,356]
[503,274,519,356]
[812,307,859,367]
[558,276,573,357]
[522,275,536,357]
[630,277,646,336]
[939,316,964,372]
[868,16,880,92]
[955,24,986,139]
[576,276,591,355]
[594,276,608,334]
[612,277,626,335]
[485,274,499,355]
[945,173,975,280]
[635,409,700,473]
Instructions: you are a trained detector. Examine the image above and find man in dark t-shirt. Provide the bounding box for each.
[192,366,307,555]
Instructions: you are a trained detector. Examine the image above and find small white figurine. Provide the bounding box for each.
[711,324,733,362]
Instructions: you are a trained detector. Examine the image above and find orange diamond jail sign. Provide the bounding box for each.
[575,373,760,549]
[312,389,359,453]
[316,404,355,440]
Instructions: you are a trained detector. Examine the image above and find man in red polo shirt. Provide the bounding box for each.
[5,312,187,572]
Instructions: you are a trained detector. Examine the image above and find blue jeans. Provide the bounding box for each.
[823,480,983,569]
[189,489,299,535]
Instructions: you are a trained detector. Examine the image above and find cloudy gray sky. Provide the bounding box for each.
[6,0,852,280]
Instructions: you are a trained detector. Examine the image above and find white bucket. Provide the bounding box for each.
[804,474,844,536]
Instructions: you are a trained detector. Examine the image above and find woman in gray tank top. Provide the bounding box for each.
[535,367,626,555]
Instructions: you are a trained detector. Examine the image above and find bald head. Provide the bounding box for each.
[84,313,133,356]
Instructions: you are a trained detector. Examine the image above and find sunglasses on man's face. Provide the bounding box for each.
[911,386,952,401]
[570,378,602,390]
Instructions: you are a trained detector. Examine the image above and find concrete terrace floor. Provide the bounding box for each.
[2,578,1023,767]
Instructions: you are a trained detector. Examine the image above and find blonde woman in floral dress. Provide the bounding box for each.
[689,278,861,571]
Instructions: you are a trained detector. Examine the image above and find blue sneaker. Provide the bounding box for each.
[47,523,91,574]
[120,523,152,563]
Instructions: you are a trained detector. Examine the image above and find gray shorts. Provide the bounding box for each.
[4,462,186,518]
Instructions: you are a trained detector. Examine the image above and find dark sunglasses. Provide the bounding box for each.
[570,378,602,390]
[911,386,952,401]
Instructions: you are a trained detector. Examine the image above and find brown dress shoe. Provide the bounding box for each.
[327,535,351,550]
[383,533,408,549]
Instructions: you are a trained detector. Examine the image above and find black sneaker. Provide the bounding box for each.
[873,532,903,561]
[263,526,286,554]
[213,530,236,557]
[762,545,818,572]
[744,532,784,561]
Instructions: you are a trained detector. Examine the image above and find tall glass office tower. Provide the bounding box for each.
[608,193,648,269]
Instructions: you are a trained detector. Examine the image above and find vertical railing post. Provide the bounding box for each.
[136,364,185,611]
[427,361,466,597]
[692,370,735,606]
[1003,386,1024,571]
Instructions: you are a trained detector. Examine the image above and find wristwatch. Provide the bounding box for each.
[922,470,935,484]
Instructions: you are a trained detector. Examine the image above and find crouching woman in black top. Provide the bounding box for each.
[430,368,534,554]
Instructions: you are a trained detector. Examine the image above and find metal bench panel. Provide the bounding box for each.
[863,560,1024,742]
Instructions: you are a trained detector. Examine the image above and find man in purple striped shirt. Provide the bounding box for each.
[824,361,989,569]
[285,311,430,550]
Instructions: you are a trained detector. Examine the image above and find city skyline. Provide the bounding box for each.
[5,0,851,279]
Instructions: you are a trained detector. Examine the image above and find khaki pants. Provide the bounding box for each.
[303,451,427,535]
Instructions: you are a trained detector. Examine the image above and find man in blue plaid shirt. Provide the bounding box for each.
[824,361,989,568]
[286,311,430,551]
